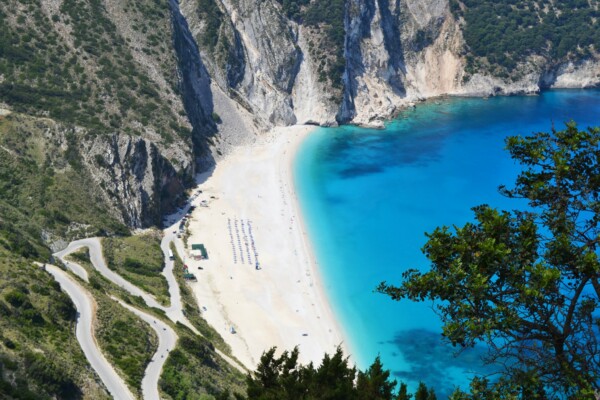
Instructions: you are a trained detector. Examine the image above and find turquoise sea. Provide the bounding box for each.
[293,89,600,397]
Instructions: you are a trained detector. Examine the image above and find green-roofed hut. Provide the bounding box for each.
[191,244,208,259]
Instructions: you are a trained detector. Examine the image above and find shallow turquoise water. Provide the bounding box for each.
[294,89,600,397]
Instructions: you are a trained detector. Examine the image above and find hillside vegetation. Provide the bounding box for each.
[451,0,600,76]
[0,114,129,397]
[0,0,200,255]
[0,0,190,140]
[102,233,171,306]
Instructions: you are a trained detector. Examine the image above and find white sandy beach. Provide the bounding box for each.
[182,125,348,369]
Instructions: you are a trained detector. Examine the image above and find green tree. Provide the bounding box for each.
[246,347,297,399]
[311,347,356,399]
[396,382,412,400]
[246,346,436,399]
[415,382,436,400]
[378,122,600,398]
[356,356,397,400]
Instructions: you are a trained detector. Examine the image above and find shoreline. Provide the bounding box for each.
[183,125,351,369]
[282,126,353,364]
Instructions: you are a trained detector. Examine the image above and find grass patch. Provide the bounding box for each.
[95,296,158,394]
[102,231,170,306]
[67,247,91,265]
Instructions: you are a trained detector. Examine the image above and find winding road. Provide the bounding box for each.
[55,237,193,327]
[55,238,166,311]
[115,299,177,400]
[52,240,181,399]
[53,244,89,282]
[49,199,246,399]
[43,264,136,400]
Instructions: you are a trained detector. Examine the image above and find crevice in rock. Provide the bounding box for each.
[169,0,217,171]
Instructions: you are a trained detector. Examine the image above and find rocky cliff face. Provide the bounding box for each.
[340,0,408,125]
[180,0,302,130]
[82,133,189,228]
[291,26,341,126]
[178,0,600,130]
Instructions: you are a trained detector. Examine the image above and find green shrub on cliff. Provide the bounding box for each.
[452,0,600,75]
[0,0,187,142]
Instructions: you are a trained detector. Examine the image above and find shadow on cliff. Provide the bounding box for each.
[339,0,407,123]
[194,165,216,186]
[169,0,218,175]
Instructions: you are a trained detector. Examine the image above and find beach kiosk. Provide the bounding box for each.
[191,244,208,260]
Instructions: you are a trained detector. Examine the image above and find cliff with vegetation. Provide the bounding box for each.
[0,0,219,396]
[1,0,599,397]
[179,0,600,130]
[0,0,219,237]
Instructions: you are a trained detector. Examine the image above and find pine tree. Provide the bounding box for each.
[356,356,396,400]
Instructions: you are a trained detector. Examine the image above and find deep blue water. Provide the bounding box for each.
[293,89,600,397]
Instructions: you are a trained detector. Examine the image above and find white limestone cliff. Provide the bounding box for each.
[178,0,600,133]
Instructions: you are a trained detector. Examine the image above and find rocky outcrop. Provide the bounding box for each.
[401,0,464,99]
[541,60,600,89]
[65,0,222,229]
[340,0,408,125]
[291,26,340,126]
[1,111,192,233]
[81,134,188,228]
[181,0,301,131]
[226,0,301,127]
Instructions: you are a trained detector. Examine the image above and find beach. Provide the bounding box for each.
[183,125,347,369]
